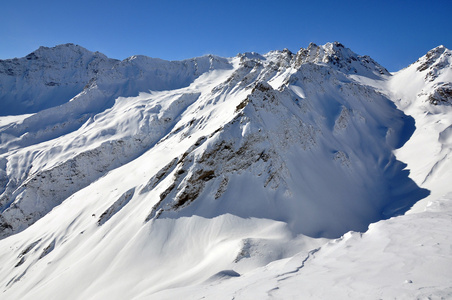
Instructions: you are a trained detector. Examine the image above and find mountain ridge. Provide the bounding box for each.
[0,42,451,299]
[0,41,431,238]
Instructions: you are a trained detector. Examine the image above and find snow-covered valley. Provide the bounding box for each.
[0,42,451,299]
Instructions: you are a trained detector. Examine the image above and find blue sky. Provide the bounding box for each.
[1,0,451,71]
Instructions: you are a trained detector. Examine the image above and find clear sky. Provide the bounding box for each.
[1,0,451,71]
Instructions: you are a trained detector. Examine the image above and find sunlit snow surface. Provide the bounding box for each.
[0,43,451,299]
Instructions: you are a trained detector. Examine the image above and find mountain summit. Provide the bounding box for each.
[0,42,451,299]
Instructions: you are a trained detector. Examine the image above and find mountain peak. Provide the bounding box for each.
[429,45,448,54]
[27,43,110,62]
[417,45,451,73]
[0,44,118,115]
[294,42,389,77]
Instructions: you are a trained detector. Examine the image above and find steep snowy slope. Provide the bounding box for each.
[156,46,452,300]
[0,42,450,299]
[0,49,232,238]
[389,45,452,212]
[349,44,452,211]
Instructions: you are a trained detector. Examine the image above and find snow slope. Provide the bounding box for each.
[152,195,452,300]
[0,42,450,299]
[390,45,452,212]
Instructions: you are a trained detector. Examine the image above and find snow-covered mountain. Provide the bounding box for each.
[0,44,118,116]
[0,42,450,299]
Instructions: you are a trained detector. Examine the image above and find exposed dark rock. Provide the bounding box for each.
[428,84,452,105]
[39,240,55,259]
[98,188,135,226]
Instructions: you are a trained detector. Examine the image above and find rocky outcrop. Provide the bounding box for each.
[428,83,452,105]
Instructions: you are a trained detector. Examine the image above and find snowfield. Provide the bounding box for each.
[0,42,451,299]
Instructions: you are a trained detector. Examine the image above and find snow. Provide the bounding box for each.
[0,42,451,299]
[351,45,452,213]
[158,195,452,300]
[389,50,452,213]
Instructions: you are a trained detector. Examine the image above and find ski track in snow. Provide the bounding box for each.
[0,42,451,299]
